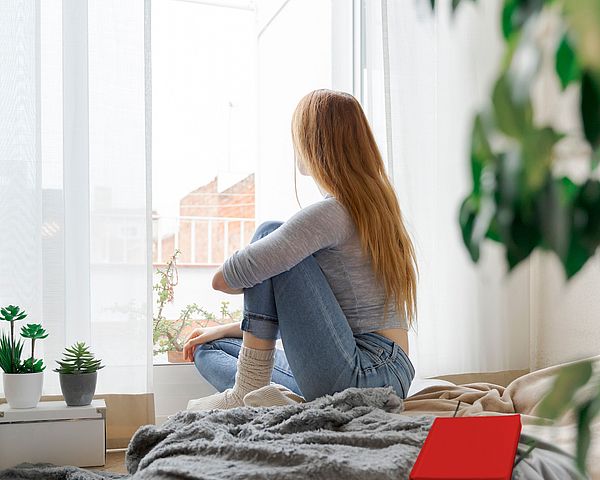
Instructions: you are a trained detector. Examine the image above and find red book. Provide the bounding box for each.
[410,414,522,480]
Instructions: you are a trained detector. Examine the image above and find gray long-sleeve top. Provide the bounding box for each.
[222,196,408,333]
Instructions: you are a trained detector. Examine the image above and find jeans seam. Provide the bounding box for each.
[330,364,356,393]
[361,356,393,373]
[272,364,294,378]
[390,362,409,398]
[202,339,241,351]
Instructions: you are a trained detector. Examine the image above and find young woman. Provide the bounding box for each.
[183,89,417,410]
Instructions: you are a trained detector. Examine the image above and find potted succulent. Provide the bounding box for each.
[55,342,104,406]
[0,305,48,408]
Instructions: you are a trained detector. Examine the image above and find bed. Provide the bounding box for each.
[1,357,597,480]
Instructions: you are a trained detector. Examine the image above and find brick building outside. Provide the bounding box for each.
[154,173,255,265]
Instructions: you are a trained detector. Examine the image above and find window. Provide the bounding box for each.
[151,0,352,364]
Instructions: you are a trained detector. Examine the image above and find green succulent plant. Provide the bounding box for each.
[0,334,23,374]
[0,305,27,373]
[0,305,28,322]
[20,323,48,373]
[54,342,104,375]
[20,357,45,373]
[0,305,47,374]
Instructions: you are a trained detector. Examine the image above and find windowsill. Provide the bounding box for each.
[153,363,216,425]
[153,361,193,366]
[152,263,222,268]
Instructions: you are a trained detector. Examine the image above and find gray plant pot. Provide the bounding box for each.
[59,371,98,406]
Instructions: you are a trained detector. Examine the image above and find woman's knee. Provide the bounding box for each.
[192,340,237,392]
[251,221,283,243]
[193,338,243,367]
[193,341,218,370]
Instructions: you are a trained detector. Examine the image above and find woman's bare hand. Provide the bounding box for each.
[183,325,225,362]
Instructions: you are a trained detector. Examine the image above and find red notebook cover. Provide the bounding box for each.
[410,414,522,480]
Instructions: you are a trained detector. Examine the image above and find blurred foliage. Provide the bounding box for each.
[537,361,600,473]
[431,0,600,474]
[153,250,241,354]
[443,0,600,277]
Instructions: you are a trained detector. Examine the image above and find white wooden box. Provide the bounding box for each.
[0,399,106,469]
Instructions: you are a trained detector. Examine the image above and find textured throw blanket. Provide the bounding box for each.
[0,387,584,480]
[402,356,600,478]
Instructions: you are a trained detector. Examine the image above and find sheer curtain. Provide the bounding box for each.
[362,0,532,377]
[0,0,151,395]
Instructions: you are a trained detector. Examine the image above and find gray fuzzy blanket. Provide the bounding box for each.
[0,388,585,479]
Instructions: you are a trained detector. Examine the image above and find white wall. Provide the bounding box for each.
[531,254,600,369]
[526,8,600,370]
[362,0,533,376]
[154,363,216,424]
[373,0,599,376]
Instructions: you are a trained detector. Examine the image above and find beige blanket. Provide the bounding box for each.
[403,356,600,478]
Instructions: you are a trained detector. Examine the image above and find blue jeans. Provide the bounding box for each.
[195,221,415,401]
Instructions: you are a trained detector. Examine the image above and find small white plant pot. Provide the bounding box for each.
[3,372,44,408]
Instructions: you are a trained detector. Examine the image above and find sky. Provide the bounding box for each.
[39,0,333,222]
[151,0,257,219]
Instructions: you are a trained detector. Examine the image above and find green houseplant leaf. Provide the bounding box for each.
[19,357,45,373]
[538,361,593,419]
[54,342,104,374]
[20,324,49,340]
[501,0,518,40]
[538,360,600,474]
[492,74,533,139]
[556,34,581,90]
[152,251,240,356]
[0,333,23,374]
[561,179,600,277]
[581,71,600,149]
[575,386,600,473]
[0,305,28,323]
[430,0,477,14]
[592,148,600,171]
[501,0,548,41]
[19,323,48,373]
[0,305,36,374]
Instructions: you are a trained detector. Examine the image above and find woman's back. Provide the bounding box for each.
[222,196,408,334]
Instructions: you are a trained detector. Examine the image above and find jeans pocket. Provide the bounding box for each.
[355,336,389,369]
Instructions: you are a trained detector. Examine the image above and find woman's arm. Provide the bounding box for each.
[220,321,243,338]
[221,198,352,290]
[183,321,243,361]
[212,266,243,294]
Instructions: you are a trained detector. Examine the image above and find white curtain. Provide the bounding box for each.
[362,0,532,377]
[0,0,151,395]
